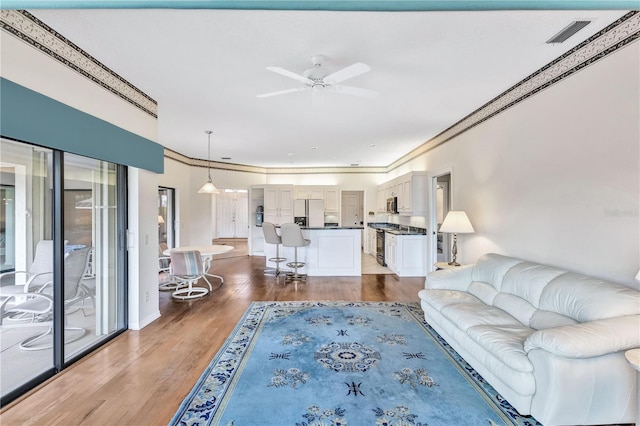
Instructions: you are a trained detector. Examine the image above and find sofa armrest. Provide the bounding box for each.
[425,264,473,291]
[524,315,640,358]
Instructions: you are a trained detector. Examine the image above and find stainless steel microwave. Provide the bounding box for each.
[386,197,398,213]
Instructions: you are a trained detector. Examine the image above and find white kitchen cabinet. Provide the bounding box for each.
[264,185,294,225]
[295,186,324,200]
[324,188,340,213]
[377,188,386,212]
[394,234,427,277]
[385,232,397,272]
[377,172,428,216]
[366,227,377,254]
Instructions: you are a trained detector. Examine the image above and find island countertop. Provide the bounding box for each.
[265,227,362,276]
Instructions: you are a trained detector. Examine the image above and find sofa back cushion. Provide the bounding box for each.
[539,273,640,322]
[469,253,525,306]
[470,254,639,329]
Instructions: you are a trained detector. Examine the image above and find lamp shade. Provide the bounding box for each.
[440,211,474,234]
[198,178,220,194]
[158,215,165,224]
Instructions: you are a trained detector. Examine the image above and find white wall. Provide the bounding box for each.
[127,168,161,329]
[0,32,157,141]
[403,43,640,288]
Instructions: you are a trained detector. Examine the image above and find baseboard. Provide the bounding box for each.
[129,310,161,330]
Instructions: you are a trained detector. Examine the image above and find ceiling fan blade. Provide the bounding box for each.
[323,62,371,85]
[256,87,308,98]
[329,84,379,99]
[266,66,314,85]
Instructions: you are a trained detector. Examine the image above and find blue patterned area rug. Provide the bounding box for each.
[170,301,541,426]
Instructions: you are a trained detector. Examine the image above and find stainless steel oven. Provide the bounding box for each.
[376,229,386,266]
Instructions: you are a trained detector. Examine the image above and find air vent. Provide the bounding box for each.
[546,21,591,44]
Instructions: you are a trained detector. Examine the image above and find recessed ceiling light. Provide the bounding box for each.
[221,157,231,160]
[310,146,318,150]
[350,163,359,167]
[369,144,376,147]
[287,152,296,156]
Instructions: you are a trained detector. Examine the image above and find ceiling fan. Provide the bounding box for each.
[257,55,378,99]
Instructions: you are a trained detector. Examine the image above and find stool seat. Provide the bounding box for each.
[262,222,287,276]
[280,223,311,283]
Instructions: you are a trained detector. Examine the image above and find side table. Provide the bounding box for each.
[434,262,467,270]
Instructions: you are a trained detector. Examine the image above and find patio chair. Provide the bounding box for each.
[0,240,54,294]
[0,247,91,350]
[169,250,209,300]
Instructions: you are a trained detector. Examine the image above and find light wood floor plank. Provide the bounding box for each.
[0,255,424,425]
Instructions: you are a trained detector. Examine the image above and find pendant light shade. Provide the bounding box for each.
[198,130,220,194]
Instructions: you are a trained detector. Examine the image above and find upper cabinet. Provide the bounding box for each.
[324,188,340,213]
[295,186,324,200]
[264,185,294,225]
[377,172,428,216]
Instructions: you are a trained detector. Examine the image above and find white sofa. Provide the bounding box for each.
[418,253,639,426]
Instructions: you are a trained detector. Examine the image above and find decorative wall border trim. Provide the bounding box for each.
[388,10,640,171]
[0,10,158,119]
[2,8,636,174]
[164,147,387,175]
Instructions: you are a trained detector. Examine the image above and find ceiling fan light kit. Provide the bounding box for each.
[257,55,378,99]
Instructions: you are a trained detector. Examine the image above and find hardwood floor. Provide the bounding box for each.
[0,255,424,425]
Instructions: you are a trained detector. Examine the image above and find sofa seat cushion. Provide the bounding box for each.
[419,289,483,310]
[467,325,535,372]
[440,303,522,332]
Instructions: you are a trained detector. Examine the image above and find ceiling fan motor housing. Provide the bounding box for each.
[303,55,328,85]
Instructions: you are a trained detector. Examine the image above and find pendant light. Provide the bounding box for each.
[198,130,220,194]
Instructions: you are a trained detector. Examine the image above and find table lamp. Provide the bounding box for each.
[439,210,474,266]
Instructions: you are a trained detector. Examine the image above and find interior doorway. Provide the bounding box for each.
[158,187,175,249]
[430,172,451,268]
[341,191,363,227]
[217,189,249,238]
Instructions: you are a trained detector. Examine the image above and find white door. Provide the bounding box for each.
[341,191,363,226]
[217,190,249,238]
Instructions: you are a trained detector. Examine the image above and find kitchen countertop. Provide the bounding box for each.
[367,222,427,236]
[304,226,364,230]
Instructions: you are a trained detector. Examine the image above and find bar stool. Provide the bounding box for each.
[280,223,311,283]
[262,222,287,276]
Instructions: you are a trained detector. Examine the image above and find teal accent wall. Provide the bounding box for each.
[1,0,637,10]
[0,78,164,174]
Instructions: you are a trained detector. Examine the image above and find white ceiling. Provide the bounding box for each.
[30,8,627,168]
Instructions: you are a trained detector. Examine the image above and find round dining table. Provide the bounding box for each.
[163,244,234,289]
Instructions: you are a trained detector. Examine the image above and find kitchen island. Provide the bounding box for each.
[265,226,363,276]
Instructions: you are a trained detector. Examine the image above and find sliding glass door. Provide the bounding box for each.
[0,138,127,405]
[0,139,54,397]
[63,153,124,361]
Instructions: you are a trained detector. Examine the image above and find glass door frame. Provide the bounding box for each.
[0,141,129,407]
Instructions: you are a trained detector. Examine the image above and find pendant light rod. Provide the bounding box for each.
[206,130,212,179]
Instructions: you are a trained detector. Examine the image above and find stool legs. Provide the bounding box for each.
[285,247,306,283]
[266,243,287,276]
